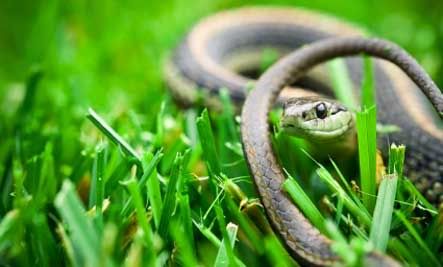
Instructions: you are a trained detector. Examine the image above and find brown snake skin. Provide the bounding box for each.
[241,37,443,266]
[164,7,443,266]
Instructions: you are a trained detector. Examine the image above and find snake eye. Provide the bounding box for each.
[315,103,327,119]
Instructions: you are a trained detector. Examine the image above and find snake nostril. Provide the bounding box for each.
[302,111,308,119]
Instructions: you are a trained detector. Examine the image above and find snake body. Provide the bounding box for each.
[164,7,443,266]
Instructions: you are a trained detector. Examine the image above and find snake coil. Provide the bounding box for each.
[165,7,443,266]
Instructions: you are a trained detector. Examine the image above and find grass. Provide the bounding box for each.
[369,145,403,252]
[0,1,443,266]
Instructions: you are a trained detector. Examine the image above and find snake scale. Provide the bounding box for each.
[164,7,443,266]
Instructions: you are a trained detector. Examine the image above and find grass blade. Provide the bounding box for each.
[121,149,163,216]
[214,223,244,267]
[94,145,106,230]
[369,173,398,251]
[328,58,357,109]
[356,106,377,212]
[219,88,239,142]
[87,108,141,164]
[154,100,167,149]
[316,167,372,227]
[54,180,100,266]
[224,179,263,251]
[395,211,440,266]
[357,56,377,212]
[361,57,375,108]
[196,109,221,174]
[193,220,221,248]
[283,175,326,233]
[158,153,182,238]
[121,177,155,265]
[145,152,164,228]
[264,236,293,267]
[325,220,369,267]
[0,210,20,250]
[171,220,199,267]
[370,144,404,251]
[214,202,235,267]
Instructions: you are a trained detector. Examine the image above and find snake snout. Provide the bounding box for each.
[281,97,355,142]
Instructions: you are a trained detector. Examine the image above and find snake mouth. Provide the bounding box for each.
[303,118,353,140]
[280,96,356,143]
[281,111,355,143]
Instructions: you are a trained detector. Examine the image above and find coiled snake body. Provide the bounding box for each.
[164,7,443,266]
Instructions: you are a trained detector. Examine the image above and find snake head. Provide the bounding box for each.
[281,97,355,143]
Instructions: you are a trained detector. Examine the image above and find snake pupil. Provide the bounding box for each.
[315,103,327,119]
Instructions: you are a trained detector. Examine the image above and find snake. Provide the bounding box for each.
[163,7,443,266]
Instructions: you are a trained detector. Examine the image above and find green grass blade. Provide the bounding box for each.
[56,222,80,267]
[425,208,443,252]
[388,238,419,265]
[264,236,293,267]
[357,56,377,212]
[154,100,167,149]
[325,220,368,267]
[87,108,141,164]
[361,56,375,108]
[369,173,398,251]
[121,149,163,216]
[387,144,405,176]
[283,175,326,233]
[54,180,100,266]
[94,144,106,230]
[369,144,404,251]
[395,211,440,266]
[158,153,182,238]
[177,156,194,249]
[29,213,61,266]
[193,220,221,248]
[401,179,436,213]
[219,88,239,142]
[171,220,199,267]
[120,177,155,264]
[330,159,364,207]
[214,223,244,267]
[303,150,370,222]
[214,202,236,267]
[322,197,368,239]
[0,210,20,250]
[12,158,25,209]
[145,152,164,228]
[37,142,57,205]
[316,167,372,227]
[356,106,377,212]
[196,109,221,174]
[179,193,194,244]
[160,134,189,173]
[328,58,357,109]
[139,149,164,187]
[224,194,262,252]
[123,229,144,267]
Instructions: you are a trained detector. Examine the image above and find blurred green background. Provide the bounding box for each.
[1,0,442,109]
[0,0,442,266]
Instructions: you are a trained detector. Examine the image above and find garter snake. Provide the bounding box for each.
[164,7,443,266]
